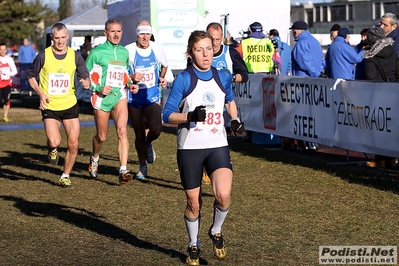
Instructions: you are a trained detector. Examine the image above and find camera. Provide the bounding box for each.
[239,29,250,39]
[271,39,278,49]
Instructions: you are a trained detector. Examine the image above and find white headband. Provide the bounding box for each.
[136,25,152,35]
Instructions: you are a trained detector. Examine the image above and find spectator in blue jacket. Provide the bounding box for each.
[268,29,292,75]
[380,12,399,55]
[324,24,341,77]
[325,27,365,80]
[18,38,36,64]
[290,21,323,151]
[290,21,324,77]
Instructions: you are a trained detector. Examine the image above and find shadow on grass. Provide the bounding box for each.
[1,149,112,181]
[0,145,139,187]
[1,143,209,196]
[228,138,399,195]
[0,167,58,186]
[0,195,191,264]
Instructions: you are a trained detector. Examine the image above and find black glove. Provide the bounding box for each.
[187,105,206,122]
[231,118,245,134]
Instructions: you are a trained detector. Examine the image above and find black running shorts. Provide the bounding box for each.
[41,103,79,121]
[177,146,232,190]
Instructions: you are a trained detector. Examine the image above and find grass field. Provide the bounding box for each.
[0,99,398,266]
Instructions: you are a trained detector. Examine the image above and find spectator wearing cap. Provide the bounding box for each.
[238,22,276,73]
[330,24,341,42]
[290,20,323,151]
[324,24,341,78]
[268,29,292,75]
[325,27,365,80]
[363,26,399,169]
[380,12,399,55]
[290,20,324,77]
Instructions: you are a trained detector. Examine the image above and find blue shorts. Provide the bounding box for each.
[177,146,232,190]
[128,87,160,108]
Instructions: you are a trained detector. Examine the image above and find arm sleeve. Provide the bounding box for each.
[26,52,44,79]
[162,73,187,123]
[218,69,234,103]
[230,47,249,82]
[85,49,102,92]
[8,57,18,77]
[74,51,90,79]
[343,45,365,64]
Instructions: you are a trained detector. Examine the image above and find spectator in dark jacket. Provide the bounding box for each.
[364,27,399,168]
[363,27,399,81]
[380,12,399,55]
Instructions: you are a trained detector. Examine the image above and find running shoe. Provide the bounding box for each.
[48,149,59,165]
[88,155,99,178]
[59,177,73,189]
[119,170,133,185]
[186,245,200,266]
[135,164,147,180]
[146,142,156,164]
[209,229,227,259]
[2,116,9,122]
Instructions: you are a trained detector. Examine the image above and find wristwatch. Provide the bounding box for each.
[232,74,237,82]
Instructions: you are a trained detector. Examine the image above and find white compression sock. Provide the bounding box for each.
[184,215,200,247]
[211,204,229,235]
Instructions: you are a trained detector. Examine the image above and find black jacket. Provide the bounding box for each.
[363,38,399,81]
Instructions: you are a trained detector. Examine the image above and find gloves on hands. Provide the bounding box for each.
[187,105,206,122]
[231,118,245,135]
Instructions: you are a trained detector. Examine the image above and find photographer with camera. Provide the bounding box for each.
[237,22,280,74]
[269,29,292,76]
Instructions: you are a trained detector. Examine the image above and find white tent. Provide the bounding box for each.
[45,6,108,48]
[107,0,142,46]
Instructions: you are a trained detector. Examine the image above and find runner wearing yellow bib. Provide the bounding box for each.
[27,23,91,188]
